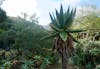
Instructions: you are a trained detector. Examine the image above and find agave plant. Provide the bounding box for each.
[42,5,86,69]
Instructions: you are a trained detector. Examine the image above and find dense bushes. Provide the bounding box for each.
[0,17,60,69]
[71,41,100,69]
[0,8,7,23]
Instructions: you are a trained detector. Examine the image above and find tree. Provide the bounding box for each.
[11,17,52,54]
[74,12,100,37]
[0,0,6,22]
[0,29,16,50]
[0,0,7,29]
[0,8,7,22]
[74,5,100,30]
[0,16,16,50]
[42,5,85,69]
[0,0,5,6]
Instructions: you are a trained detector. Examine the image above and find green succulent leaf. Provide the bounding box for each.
[55,9,60,26]
[49,5,76,31]
[59,4,64,27]
[64,6,70,24]
[69,34,81,44]
[49,13,59,28]
[40,32,59,40]
[50,23,63,32]
[65,8,76,28]
[66,29,87,33]
[60,31,67,42]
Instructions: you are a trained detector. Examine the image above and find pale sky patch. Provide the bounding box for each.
[1,0,100,25]
[63,0,80,7]
[76,6,100,17]
[1,0,39,17]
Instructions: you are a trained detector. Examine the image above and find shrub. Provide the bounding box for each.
[71,41,100,69]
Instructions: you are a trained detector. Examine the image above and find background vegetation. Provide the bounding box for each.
[0,1,100,69]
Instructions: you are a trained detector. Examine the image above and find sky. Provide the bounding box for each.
[1,0,100,25]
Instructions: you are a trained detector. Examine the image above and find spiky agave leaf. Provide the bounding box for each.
[49,13,60,28]
[50,5,76,31]
[55,9,60,27]
[66,29,87,33]
[68,8,76,27]
[41,5,85,59]
[69,34,81,44]
[55,5,69,29]
[59,4,64,27]
[50,23,63,32]
[40,32,59,40]
[64,8,76,29]
[64,6,70,26]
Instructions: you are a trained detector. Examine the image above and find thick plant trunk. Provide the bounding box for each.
[61,49,68,69]
[54,36,73,69]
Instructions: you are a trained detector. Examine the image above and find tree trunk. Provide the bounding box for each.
[62,49,68,69]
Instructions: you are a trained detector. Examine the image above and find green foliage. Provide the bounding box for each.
[42,5,86,69]
[0,16,15,49]
[0,61,12,69]
[0,16,57,69]
[96,65,100,69]
[8,18,51,50]
[60,31,67,41]
[71,41,100,69]
[43,5,85,44]
[41,5,86,69]
[22,60,33,69]
[49,5,76,30]
[0,16,53,50]
[74,12,100,35]
[0,8,7,23]
[49,5,76,31]
[32,55,50,69]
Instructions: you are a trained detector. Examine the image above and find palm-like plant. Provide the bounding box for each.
[42,5,85,69]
